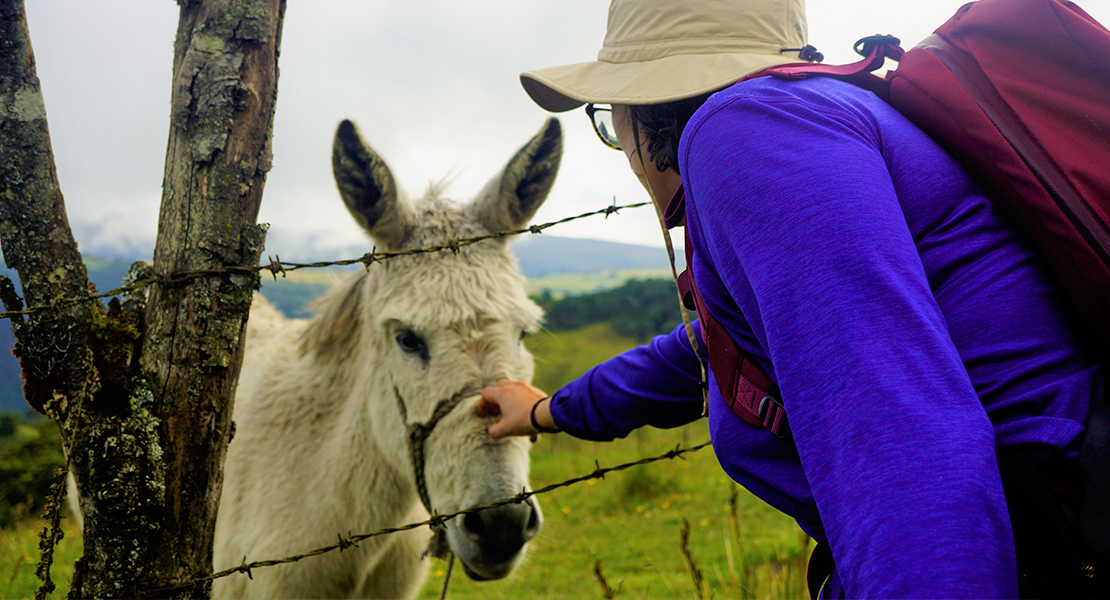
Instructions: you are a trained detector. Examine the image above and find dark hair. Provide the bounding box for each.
[629,90,716,174]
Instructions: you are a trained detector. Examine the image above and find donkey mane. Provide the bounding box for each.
[299,271,367,357]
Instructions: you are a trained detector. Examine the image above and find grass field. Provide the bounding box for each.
[0,324,810,599]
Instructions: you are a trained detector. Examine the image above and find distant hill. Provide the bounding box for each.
[0,235,683,414]
[510,235,678,277]
[536,278,690,343]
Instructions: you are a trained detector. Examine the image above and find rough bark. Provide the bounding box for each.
[0,2,161,598]
[0,0,96,417]
[135,0,284,597]
[0,0,284,597]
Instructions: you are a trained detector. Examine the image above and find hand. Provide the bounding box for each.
[478,379,552,438]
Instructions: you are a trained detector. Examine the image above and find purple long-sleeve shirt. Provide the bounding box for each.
[548,76,1103,598]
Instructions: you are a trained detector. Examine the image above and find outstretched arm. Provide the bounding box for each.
[478,379,555,438]
[478,321,707,441]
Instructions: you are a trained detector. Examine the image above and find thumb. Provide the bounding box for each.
[488,418,509,439]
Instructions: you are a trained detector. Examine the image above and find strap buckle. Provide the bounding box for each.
[758,395,787,439]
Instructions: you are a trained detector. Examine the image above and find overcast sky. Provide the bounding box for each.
[21,0,1110,259]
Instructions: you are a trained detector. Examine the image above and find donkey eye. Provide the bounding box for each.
[395,330,428,358]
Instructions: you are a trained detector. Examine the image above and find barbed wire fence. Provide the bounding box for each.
[0,200,650,322]
[144,441,712,597]
[13,198,717,598]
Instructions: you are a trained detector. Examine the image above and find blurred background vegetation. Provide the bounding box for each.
[0,414,63,529]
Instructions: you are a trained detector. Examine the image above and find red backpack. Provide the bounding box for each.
[666,0,1110,581]
[670,0,1109,439]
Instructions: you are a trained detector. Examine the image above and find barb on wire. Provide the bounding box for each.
[266,256,286,280]
[140,440,711,596]
[0,201,651,323]
[603,195,622,218]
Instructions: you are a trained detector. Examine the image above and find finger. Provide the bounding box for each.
[475,397,501,418]
[481,380,514,400]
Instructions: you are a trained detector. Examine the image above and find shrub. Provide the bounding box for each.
[0,414,64,528]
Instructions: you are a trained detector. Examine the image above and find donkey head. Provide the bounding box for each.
[328,117,561,580]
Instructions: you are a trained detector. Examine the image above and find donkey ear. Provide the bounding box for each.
[332,119,415,249]
[474,118,562,234]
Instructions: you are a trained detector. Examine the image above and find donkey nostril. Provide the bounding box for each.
[463,511,486,541]
[458,502,542,562]
[524,503,542,541]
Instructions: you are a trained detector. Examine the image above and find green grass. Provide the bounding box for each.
[0,322,809,599]
[525,323,646,395]
[0,518,79,599]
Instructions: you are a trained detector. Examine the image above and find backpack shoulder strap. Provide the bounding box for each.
[667,188,788,438]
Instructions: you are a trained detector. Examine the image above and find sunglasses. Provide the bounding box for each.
[586,104,621,150]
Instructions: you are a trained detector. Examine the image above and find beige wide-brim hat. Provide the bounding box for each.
[521,0,811,112]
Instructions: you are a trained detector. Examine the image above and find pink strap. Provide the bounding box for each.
[672,192,788,438]
[663,186,686,229]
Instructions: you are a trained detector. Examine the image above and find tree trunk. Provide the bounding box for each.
[0,0,284,597]
[135,0,283,596]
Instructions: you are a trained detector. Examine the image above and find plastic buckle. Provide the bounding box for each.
[758,395,787,439]
[853,34,901,58]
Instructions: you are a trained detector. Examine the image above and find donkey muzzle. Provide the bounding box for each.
[450,495,543,580]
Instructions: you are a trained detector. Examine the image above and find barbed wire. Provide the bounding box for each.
[140,440,712,596]
[0,200,650,322]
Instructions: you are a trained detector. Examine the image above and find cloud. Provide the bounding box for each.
[20,0,1110,259]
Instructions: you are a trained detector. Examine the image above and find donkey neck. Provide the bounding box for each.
[317,355,428,530]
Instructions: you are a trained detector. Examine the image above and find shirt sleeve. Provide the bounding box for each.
[547,321,707,441]
[679,86,1017,598]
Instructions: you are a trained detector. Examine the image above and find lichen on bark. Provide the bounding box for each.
[69,385,168,599]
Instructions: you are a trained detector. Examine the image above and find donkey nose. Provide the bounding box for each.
[459,497,542,562]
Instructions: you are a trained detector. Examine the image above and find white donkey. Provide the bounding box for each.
[212,117,561,599]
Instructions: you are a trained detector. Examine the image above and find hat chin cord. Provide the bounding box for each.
[636,151,710,415]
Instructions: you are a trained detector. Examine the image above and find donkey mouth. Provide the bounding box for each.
[452,540,524,582]
[458,559,496,582]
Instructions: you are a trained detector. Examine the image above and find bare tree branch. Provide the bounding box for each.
[0,3,152,598]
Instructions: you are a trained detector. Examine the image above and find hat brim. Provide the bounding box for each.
[521,52,802,113]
